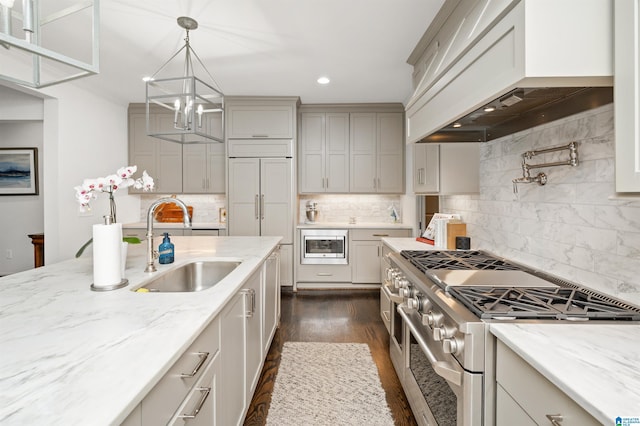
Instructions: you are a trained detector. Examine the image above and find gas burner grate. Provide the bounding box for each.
[448,286,640,320]
[400,250,521,271]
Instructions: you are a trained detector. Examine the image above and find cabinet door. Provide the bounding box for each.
[171,353,220,426]
[207,143,225,193]
[350,113,377,192]
[299,113,326,193]
[156,114,184,193]
[325,113,350,192]
[263,250,280,354]
[615,0,640,191]
[129,113,157,194]
[228,158,260,237]
[227,105,294,139]
[351,240,381,283]
[414,143,440,193]
[219,293,246,426]
[260,158,293,244]
[245,270,263,401]
[376,113,404,193]
[182,144,208,193]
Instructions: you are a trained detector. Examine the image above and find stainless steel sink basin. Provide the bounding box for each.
[135,260,241,292]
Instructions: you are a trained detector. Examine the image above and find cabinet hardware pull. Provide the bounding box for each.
[382,311,390,322]
[252,134,269,138]
[178,387,211,419]
[261,195,265,220]
[317,272,333,276]
[326,177,329,188]
[255,194,259,219]
[372,234,389,237]
[546,414,563,425]
[180,352,210,378]
[241,289,256,317]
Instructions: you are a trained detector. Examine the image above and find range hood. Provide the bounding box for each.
[405,0,614,144]
[420,86,613,143]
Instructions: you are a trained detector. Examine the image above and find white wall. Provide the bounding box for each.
[0,122,44,275]
[441,104,640,306]
[38,82,139,263]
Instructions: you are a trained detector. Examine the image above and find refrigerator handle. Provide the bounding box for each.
[255,194,259,219]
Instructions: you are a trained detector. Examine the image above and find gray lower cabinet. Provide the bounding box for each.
[495,340,599,425]
[122,252,280,426]
[351,228,411,283]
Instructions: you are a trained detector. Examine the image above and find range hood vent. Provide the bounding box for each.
[420,87,613,143]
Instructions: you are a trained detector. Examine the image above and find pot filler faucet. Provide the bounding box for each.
[512,141,578,193]
[144,197,192,273]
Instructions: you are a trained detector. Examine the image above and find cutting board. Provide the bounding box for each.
[154,203,194,223]
[446,222,467,250]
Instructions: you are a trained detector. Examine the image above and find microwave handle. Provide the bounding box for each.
[398,305,462,386]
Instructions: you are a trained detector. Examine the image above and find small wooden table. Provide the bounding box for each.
[28,233,44,268]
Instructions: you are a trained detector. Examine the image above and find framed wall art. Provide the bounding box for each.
[0,148,39,195]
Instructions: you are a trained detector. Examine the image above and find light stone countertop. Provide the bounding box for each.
[490,323,640,424]
[381,237,439,252]
[297,222,413,229]
[0,236,280,426]
[123,221,227,229]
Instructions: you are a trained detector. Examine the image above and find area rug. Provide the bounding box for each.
[266,342,395,426]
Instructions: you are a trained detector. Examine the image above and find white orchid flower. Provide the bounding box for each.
[117,165,137,179]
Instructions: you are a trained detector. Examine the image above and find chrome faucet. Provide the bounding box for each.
[144,197,192,273]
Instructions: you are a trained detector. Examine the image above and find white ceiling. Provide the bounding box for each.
[65,0,444,105]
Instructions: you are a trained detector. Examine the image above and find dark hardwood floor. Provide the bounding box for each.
[244,288,417,426]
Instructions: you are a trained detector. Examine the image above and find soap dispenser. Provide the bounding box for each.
[158,232,175,264]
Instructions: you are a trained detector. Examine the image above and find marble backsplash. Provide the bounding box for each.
[441,104,640,306]
[298,194,403,224]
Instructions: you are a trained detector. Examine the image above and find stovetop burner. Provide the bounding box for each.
[401,250,521,271]
[447,286,640,320]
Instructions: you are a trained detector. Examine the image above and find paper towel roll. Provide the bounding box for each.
[93,222,123,287]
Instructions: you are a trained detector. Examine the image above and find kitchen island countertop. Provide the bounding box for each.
[297,222,413,229]
[0,236,280,425]
[491,323,640,424]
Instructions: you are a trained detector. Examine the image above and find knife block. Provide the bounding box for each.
[446,222,467,250]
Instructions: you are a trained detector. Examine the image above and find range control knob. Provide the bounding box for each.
[433,325,456,342]
[399,287,414,299]
[406,295,421,310]
[418,299,433,315]
[443,337,464,356]
[396,278,409,289]
[424,311,443,328]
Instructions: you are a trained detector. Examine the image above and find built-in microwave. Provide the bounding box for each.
[300,229,348,264]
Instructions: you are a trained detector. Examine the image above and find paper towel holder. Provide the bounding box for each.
[90,215,129,292]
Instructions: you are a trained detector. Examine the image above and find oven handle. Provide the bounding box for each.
[398,305,462,387]
[382,282,404,304]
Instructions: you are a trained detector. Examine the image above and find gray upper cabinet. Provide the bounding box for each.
[128,106,183,194]
[226,98,297,139]
[350,112,404,193]
[182,114,225,193]
[299,112,349,193]
[413,142,479,195]
[615,0,640,192]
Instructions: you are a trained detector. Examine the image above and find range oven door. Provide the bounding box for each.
[382,283,405,379]
[399,306,483,426]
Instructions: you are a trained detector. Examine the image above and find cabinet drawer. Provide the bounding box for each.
[350,228,411,241]
[496,340,599,425]
[296,263,352,282]
[141,319,220,425]
[169,351,218,426]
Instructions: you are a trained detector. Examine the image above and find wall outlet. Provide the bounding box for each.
[6,249,13,260]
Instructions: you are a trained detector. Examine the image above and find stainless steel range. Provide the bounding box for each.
[384,250,640,426]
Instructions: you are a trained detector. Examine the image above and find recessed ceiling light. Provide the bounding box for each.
[483,106,496,112]
[452,122,462,128]
[142,76,153,82]
[317,76,330,85]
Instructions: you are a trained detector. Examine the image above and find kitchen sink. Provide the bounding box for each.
[134,260,241,292]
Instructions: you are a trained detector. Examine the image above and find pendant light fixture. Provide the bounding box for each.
[0,0,99,88]
[145,16,224,144]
